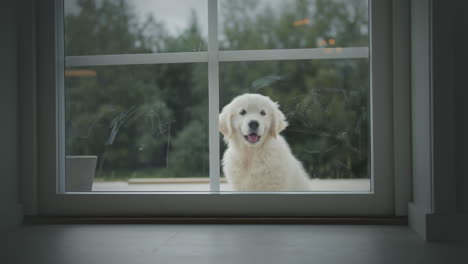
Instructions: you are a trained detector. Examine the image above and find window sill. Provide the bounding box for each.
[91,178,370,192]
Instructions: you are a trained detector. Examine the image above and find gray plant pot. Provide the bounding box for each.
[66,155,98,192]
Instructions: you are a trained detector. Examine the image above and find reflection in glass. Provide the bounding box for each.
[220,59,370,191]
[64,0,208,55]
[65,64,209,191]
[219,0,368,50]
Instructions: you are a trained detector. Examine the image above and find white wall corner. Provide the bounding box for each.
[392,0,412,216]
[409,0,432,241]
[408,202,428,240]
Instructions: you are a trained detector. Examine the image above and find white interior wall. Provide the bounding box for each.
[409,0,468,241]
[454,0,468,214]
[0,1,20,231]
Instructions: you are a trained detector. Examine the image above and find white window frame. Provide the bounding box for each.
[31,0,407,217]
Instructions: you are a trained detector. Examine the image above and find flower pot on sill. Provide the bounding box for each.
[66,155,98,192]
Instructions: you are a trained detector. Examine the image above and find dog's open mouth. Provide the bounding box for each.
[244,133,261,144]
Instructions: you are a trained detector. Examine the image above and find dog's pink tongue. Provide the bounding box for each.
[248,134,259,142]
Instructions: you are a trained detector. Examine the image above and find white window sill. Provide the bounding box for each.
[91,178,370,192]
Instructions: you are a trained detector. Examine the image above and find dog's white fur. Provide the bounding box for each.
[219,93,311,191]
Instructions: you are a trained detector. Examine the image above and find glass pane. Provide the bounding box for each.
[64,63,209,191]
[64,0,207,55]
[219,0,368,50]
[219,59,370,192]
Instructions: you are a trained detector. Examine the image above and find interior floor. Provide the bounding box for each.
[3,224,466,264]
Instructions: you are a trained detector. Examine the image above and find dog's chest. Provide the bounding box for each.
[224,150,287,191]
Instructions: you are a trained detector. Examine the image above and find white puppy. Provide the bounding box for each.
[219,93,311,191]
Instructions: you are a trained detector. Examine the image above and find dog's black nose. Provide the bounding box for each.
[248,120,259,130]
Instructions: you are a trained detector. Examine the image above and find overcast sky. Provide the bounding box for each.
[132,0,209,36]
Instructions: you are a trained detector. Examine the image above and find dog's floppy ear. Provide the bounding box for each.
[219,104,233,139]
[270,101,288,138]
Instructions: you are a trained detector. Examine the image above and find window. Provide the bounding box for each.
[37,0,396,216]
[63,0,372,193]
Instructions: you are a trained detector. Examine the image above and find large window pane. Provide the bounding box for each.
[64,0,208,55]
[65,63,209,191]
[220,59,370,192]
[219,0,368,50]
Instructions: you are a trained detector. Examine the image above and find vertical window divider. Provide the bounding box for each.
[55,0,66,193]
[208,0,220,192]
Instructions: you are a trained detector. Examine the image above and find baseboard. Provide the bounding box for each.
[23,216,408,225]
[426,213,468,242]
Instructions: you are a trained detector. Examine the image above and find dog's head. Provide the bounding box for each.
[219,93,288,146]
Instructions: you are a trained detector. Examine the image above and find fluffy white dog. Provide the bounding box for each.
[219,93,311,191]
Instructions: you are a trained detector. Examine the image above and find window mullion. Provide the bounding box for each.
[208,0,220,192]
[65,52,209,67]
[56,0,66,193]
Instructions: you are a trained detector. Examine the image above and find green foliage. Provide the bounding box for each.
[169,120,209,177]
[65,0,369,179]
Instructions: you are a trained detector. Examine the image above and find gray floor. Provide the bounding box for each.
[2,224,467,264]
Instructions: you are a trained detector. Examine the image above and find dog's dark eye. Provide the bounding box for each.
[240,109,246,116]
[260,110,266,116]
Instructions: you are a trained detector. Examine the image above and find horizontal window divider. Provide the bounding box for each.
[65,47,369,67]
[65,52,209,67]
[218,47,369,62]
